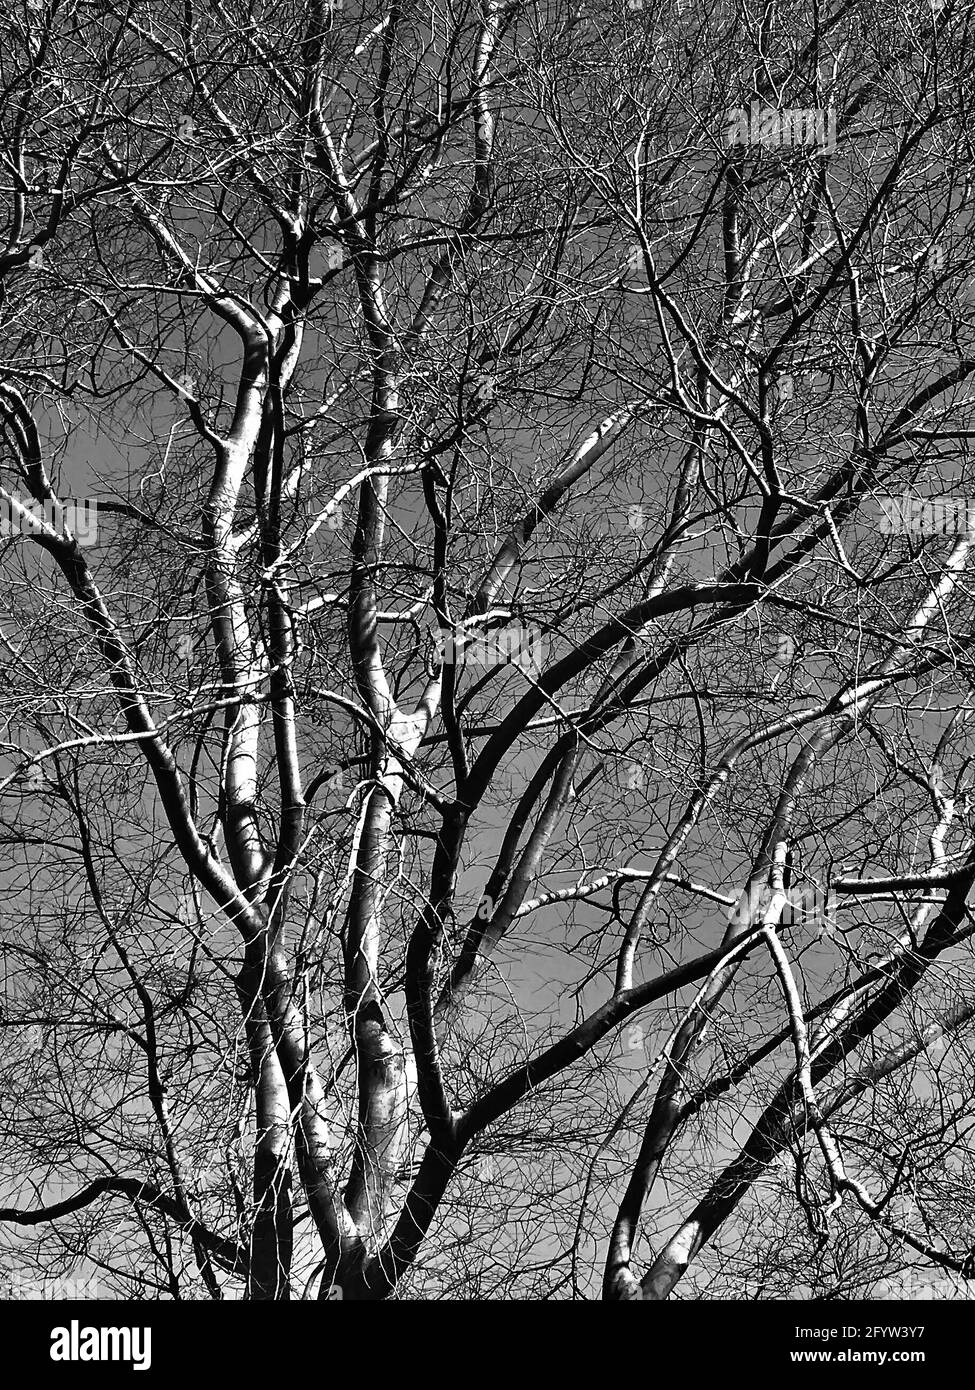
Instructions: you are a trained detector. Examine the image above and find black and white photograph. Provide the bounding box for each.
[0,0,972,1367]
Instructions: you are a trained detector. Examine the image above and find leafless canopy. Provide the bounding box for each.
[2,0,975,1301]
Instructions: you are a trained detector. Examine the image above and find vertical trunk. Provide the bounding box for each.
[343,774,409,1247]
[236,952,294,1300]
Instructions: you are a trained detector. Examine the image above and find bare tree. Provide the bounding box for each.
[2,0,975,1302]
